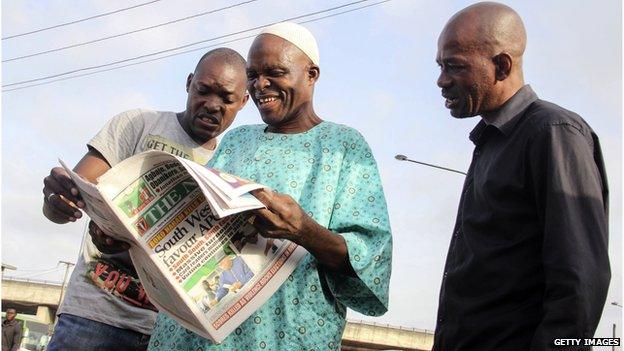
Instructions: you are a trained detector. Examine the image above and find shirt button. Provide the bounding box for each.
[443,271,448,277]
[254,156,260,161]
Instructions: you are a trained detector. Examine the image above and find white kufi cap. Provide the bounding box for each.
[259,22,320,65]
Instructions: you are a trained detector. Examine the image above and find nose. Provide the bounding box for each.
[252,74,270,92]
[203,96,222,115]
[437,71,452,89]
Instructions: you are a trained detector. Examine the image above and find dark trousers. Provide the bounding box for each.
[47,314,150,351]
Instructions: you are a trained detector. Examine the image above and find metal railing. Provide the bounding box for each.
[346,319,434,334]
[2,276,63,286]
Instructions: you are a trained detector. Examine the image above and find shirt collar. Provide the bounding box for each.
[469,85,538,145]
[2,319,16,326]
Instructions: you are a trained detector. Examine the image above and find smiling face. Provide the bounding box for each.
[182,54,248,144]
[246,34,318,130]
[436,32,497,118]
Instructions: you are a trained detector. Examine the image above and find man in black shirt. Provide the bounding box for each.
[433,2,610,350]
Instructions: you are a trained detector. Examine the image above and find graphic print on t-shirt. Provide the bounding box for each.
[143,134,213,166]
[87,259,157,311]
[83,133,211,312]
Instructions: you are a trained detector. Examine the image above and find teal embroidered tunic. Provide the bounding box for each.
[148,121,392,351]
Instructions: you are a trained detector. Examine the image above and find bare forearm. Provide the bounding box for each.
[250,189,356,276]
[294,216,355,276]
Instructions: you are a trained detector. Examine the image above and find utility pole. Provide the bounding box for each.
[57,261,75,311]
[611,302,622,351]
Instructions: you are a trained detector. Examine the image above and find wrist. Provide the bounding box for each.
[292,214,317,246]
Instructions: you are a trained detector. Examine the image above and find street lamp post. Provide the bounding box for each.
[1,263,17,276]
[394,154,467,176]
[611,302,622,351]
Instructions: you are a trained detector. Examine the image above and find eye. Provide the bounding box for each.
[268,69,285,77]
[445,63,464,73]
[246,71,257,80]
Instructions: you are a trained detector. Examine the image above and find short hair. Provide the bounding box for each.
[6,308,16,313]
[195,48,246,73]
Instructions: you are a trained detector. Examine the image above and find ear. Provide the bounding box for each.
[239,93,250,110]
[186,73,194,93]
[307,64,320,84]
[493,53,512,81]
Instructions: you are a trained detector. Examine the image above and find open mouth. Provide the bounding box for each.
[442,92,459,109]
[195,115,220,130]
[256,95,280,109]
[258,96,277,105]
[445,97,459,108]
[197,114,219,124]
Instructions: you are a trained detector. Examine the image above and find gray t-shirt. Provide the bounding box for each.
[59,109,215,334]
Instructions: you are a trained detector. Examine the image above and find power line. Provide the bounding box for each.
[3,0,259,63]
[2,35,258,92]
[11,266,65,279]
[3,0,391,92]
[3,0,163,40]
[12,266,61,272]
[297,0,390,25]
[3,0,382,89]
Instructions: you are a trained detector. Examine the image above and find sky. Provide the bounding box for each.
[1,0,622,339]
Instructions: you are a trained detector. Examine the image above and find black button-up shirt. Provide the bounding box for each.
[433,86,610,351]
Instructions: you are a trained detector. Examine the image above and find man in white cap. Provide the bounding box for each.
[147,22,393,351]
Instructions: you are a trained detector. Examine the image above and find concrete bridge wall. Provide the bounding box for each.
[342,320,434,350]
[2,277,62,324]
[2,278,62,306]
[2,278,434,350]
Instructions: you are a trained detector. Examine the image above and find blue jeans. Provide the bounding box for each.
[47,314,150,351]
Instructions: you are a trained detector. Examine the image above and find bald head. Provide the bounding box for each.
[436,2,527,119]
[195,47,246,74]
[441,2,526,61]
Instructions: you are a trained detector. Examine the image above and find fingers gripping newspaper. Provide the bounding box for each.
[60,150,307,343]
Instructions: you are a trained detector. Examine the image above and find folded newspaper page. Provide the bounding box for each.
[59,150,308,343]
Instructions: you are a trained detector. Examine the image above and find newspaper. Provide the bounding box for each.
[60,150,307,343]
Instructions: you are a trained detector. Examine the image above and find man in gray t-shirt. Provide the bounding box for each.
[41,48,248,351]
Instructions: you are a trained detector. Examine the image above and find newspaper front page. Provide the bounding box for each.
[62,151,308,342]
